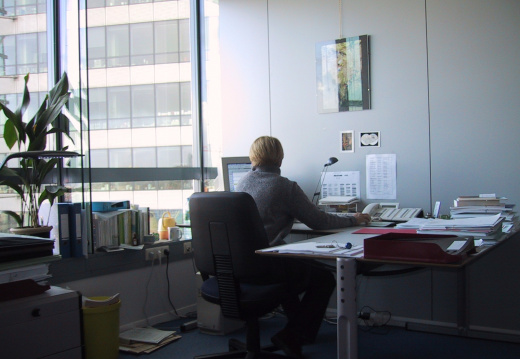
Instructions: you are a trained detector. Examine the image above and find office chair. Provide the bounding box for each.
[190,191,291,359]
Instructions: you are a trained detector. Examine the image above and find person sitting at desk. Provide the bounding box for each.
[237,136,370,358]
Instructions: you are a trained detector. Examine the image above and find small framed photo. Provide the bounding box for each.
[360,131,380,147]
[341,131,354,152]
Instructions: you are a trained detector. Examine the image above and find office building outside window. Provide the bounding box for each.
[0,0,222,235]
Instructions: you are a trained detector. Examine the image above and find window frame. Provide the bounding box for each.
[43,0,214,283]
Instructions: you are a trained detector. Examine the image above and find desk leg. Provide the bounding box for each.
[337,258,358,359]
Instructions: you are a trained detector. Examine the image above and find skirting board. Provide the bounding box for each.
[119,303,197,332]
[326,310,520,344]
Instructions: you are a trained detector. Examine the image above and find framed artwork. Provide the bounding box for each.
[341,131,354,152]
[316,35,371,113]
[360,131,380,147]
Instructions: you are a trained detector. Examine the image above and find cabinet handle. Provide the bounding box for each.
[31,308,41,317]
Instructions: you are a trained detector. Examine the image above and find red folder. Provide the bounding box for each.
[363,233,476,264]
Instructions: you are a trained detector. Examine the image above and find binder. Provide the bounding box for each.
[41,203,71,258]
[69,203,83,257]
[363,233,476,264]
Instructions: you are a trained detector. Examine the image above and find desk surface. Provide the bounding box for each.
[263,225,513,269]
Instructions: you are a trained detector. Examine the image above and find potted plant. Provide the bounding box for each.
[0,72,78,237]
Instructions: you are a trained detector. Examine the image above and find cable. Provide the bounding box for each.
[164,249,184,318]
[143,252,156,326]
[358,305,392,334]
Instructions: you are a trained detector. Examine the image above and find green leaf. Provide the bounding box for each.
[10,74,31,148]
[48,72,69,105]
[39,186,69,208]
[34,93,70,134]
[3,120,18,150]
[0,178,25,198]
[0,210,23,227]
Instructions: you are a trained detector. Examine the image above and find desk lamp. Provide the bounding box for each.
[312,157,338,205]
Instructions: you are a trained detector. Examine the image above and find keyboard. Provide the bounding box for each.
[331,212,355,218]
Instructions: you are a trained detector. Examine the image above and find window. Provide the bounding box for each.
[131,85,155,127]
[107,25,129,67]
[87,27,106,68]
[130,23,154,66]
[107,87,131,129]
[156,83,181,126]
[155,21,179,64]
[0,0,222,250]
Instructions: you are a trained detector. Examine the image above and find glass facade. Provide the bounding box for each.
[0,0,222,238]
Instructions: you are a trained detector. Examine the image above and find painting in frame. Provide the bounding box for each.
[316,35,370,113]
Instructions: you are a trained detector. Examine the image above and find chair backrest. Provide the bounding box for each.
[189,191,275,282]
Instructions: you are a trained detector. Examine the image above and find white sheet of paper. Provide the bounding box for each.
[447,241,466,251]
[366,154,397,200]
[322,171,360,198]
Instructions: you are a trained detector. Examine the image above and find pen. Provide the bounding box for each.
[316,242,353,249]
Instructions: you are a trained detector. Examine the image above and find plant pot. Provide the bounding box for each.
[10,226,53,239]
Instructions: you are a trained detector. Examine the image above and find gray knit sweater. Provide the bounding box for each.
[236,165,357,246]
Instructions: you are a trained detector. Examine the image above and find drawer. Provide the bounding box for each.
[0,286,82,359]
[0,287,80,326]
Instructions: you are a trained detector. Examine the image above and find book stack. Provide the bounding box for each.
[450,194,517,234]
[0,254,60,301]
[91,206,150,252]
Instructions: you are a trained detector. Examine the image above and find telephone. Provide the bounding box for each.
[362,203,423,222]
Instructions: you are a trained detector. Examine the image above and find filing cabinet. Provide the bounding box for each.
[0,286,82,359]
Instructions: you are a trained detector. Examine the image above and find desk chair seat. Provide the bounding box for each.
[190,192,291,359]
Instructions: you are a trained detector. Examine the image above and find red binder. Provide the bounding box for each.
[363,233,476,264]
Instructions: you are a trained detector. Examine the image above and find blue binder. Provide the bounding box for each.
[52,203,71,258]
[69,203,83,257]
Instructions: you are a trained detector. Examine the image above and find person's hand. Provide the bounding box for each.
[353,212,371,225]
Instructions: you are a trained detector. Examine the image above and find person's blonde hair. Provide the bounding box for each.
[249,136,284,167]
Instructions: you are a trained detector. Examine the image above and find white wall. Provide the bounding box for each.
[220,0,520,215]
[221,0,432,210]
[220,0,520,340]
[427,0,520,208]
[61,259,197,330]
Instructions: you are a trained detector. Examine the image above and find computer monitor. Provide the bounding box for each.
[222,156,251,192]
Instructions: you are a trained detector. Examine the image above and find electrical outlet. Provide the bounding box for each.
[183,241,192,254]
[145,246,168,261]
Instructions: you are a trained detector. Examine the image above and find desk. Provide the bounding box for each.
[258,226,514,359]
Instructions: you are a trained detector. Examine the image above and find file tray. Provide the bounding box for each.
[92,200,130,212]
[363,233,476,264]
[0,234,54,263]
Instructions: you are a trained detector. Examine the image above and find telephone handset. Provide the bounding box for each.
[362,203,423,222]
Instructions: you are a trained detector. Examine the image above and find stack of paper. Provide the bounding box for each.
[119,327,181,354]
[416,214,503,237]
[318,196,359,205]
[448,194,518,234]
[449,205,513,218]
[83,293,120,308]
[0,263,51,284]
[396,214,504,237]
[258,241,364,258]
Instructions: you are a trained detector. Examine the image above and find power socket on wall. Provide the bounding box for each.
[145,246,168,261]
[183,241,192,254]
